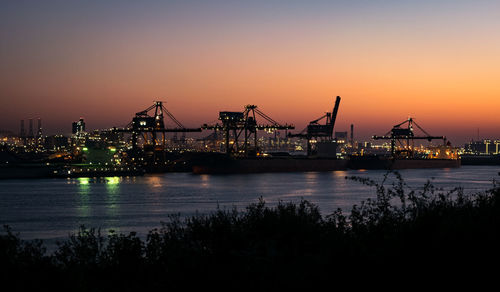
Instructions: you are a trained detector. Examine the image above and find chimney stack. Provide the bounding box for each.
[350,124,354,147]
[20,120,25,138]
[37,118,42,137]
[28,119,34,138]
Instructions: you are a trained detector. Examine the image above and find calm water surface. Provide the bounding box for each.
[1,165,499,247]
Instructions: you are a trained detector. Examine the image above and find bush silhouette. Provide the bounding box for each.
[1,171,499,290]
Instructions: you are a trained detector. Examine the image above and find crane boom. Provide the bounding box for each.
[330,96,341,129]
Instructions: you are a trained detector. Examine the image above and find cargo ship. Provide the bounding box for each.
[191,152,347,174]
[192,96,347,174]
[191,152,459,174]
[191,100,462,174]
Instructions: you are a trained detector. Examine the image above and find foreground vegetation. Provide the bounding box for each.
[2,171,499,290]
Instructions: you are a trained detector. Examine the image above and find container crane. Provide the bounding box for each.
[202,105,294,157]
[112,101,201,151]
[289,96,341,156]
[372,117,447,159]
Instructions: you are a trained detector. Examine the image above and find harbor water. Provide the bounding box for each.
[1,165,499,249]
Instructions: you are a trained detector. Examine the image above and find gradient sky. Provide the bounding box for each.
[1,0,499,144]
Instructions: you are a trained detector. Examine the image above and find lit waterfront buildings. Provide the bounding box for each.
[2,116,500,166]
[464,140,500,155]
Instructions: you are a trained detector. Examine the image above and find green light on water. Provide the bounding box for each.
[78,177,90,185]
[106,177,120,185]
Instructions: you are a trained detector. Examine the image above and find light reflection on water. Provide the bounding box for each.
[146,175,163,188]
[105,177,120,220]
[200,174,210,189]
[76,177,91,218]
[0,166,499,248]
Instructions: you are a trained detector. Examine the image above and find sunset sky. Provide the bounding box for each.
[1,0,499,144]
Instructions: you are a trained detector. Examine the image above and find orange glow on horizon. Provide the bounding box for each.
[1,1,499,144]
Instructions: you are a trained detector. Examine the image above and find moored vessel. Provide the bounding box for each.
[460,154,500,165]
[192,153,347,174]
[347,155,460,170]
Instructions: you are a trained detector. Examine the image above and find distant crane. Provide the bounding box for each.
[372,117,447,159]
[289,96,341,155]
[202,105,294,157]
[112,101,201,151]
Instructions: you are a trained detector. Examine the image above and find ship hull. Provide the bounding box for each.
[192,156,348,174]
[460,155,500,165]
[191,152,461,174]
[347,157,461,170]
[0,164,55,179]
